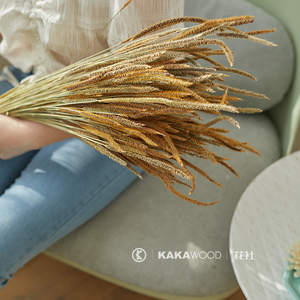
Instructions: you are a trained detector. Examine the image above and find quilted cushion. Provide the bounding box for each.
[184,0,294,111]
[46,112,280,298]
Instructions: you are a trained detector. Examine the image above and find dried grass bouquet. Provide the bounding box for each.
[0,3,276,205]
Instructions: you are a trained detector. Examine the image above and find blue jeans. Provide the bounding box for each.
[0,67,142,288]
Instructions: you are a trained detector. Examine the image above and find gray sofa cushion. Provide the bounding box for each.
[46,112,280,297]
[184,0,294,111]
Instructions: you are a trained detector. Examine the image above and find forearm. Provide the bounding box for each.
[29,121,74,150]
[0,114,74,160]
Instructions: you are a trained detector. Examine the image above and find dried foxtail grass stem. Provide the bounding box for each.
[0,15,276,206]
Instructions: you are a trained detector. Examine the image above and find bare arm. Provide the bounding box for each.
[0,114,73,160]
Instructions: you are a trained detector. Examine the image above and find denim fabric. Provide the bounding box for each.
[0,66,33,93]
[0,67,143,288]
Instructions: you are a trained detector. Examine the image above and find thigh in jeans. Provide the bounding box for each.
[0,137,142,288]
[0,150,38,286]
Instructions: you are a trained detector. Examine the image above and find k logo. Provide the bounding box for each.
[132,248,147,262]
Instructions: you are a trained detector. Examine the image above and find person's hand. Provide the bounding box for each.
[0,114,74,160]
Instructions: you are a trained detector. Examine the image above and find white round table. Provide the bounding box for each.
[230,151,300,300]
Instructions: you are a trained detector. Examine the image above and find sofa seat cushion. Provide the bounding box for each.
[45,112,280,298]
[185,0,294,111]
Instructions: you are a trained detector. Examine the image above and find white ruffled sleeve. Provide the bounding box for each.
[0,1,66,82]
[0,0,184,82]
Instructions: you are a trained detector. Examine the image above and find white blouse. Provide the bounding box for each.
[0,0,184,81]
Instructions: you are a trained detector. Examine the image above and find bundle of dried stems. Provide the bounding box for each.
[0,13,276,205]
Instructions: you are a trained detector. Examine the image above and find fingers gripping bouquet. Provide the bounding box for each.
[0,3,276,205]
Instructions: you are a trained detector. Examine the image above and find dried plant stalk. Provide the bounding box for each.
[286,240,300,278]
[0,16,276,205]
